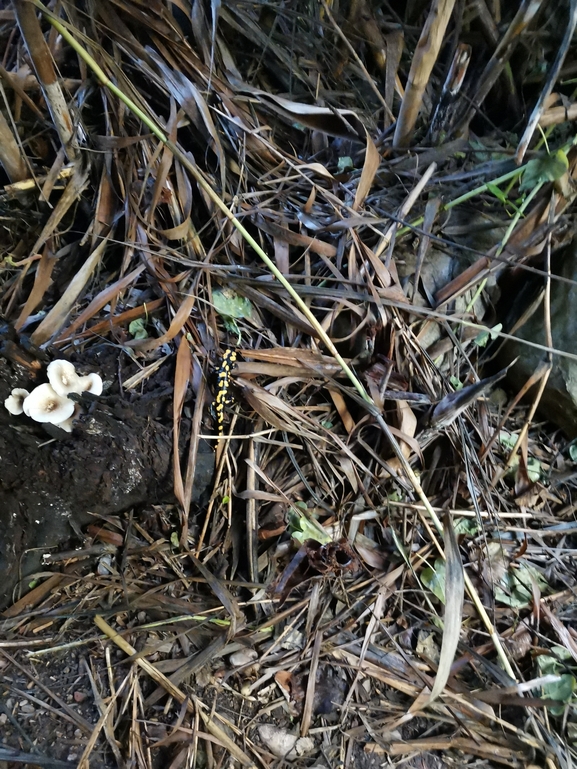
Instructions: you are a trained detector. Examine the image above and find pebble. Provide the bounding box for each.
[258,724,315,760]
[229,649,258,667]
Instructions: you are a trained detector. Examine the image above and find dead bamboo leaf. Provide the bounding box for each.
[14,0,77,158]
[388,737,529,767]
[14,246,55,331]
[353,130,380,211]
[187,553,244,639]
[94,615,255,766]
[52,264,146,344]
[69,298,164,341]
[173,336,192,508]
[29,237,109,345]
[238,377,325,440]
[0,109,27,182]
[425,514,464,706]
[129,289,197,352]
[387,401,419,474]
[237,85,365,140]
[28,160,89,257]
[393,0,457,147]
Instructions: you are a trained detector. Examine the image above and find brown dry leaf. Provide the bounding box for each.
[29,160,89,256]
[173,335,192,508]
[235,361,322,379]
[0,109,27,182]
[256,217,337,258]
[393,0,457,147]
[274,237,290,275]
[51,264,146,344]
[240,85,365,140]
[148,137,176,223]
[187,553,244,639]
[14,246,55,331]
[238,377,323,441]
[541,603,577,664]
[389,736,530,767]
[241,347,342,375]
[336,456,358,493]
[358,241,392,289]
[507,628,533,661]
[353,129,380,211]
[480,542,509,595]
[93,165,116,238]
[71,298,164,341]
[29,237,109,345]
[275,670,292,695]
[387,401,418,474]
[1,574,65,618]
[149,52,226,184]
[353,532,388,569]
[327,387,355,434]
[131,289,197,352]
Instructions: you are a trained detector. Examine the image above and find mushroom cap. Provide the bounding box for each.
[23,383,75,424]
[47,359,103,396]
[47,359,82,396]
[79,373,103,396]
[53,403,81,433]
[4,388,30,415]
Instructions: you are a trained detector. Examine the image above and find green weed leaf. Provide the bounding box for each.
[129,318,148,339]
[494,562,548,608]
[422,559,446,603]
[288,507,331,545]
[520,150,569,191]
[537,648,577,714]
[213,288,255,320]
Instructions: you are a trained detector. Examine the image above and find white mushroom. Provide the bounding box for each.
[47,359,103,396]
[46,360,82,396]
[79,372,103,395]
[53,404,81,433]
[22,383,75,424]
[4,388,30,415]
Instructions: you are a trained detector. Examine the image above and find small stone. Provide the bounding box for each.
[229,649,258,667]
[258,724,315,761]
[73,691,88,703]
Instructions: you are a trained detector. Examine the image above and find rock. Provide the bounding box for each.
[257,724,315,760]
[229,649,259,667]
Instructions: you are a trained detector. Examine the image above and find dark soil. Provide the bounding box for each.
[0,337,215,609]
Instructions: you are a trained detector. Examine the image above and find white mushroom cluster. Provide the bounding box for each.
[4,359,103,432]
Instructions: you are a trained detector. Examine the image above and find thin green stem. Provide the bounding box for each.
[496,182,543,257]
[444,166,526,211]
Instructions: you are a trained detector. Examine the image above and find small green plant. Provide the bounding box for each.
[129,318,148,339]
[288,503,332,545]
[422,559,447,603]
[537,647,577,714]
[213,288,255,340]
